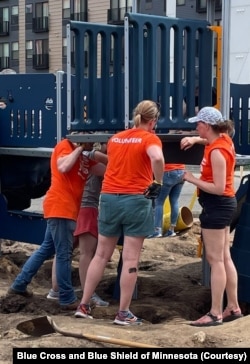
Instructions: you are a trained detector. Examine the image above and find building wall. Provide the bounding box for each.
[230,0,250,83]
[88,0,109,23]
[139,0,166,15]
[18,1,26,73]
[176,0,221,22]
[49,0,63,73]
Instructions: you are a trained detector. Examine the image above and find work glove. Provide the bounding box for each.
[82,150,96,160]
[143,180,162,199]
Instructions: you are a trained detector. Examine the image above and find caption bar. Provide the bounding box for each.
[13,348,248,362]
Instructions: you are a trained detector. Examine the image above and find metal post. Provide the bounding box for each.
[221,0,231,118]
[56,70,64,142]
[124,16,130,129]
[206,0,215,24]
[124,1,138,129]
[66,23,72,130]
[132,0,137,12]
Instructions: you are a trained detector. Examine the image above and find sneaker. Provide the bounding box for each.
[113,310,142,326]
[60,300,80,311]
[91,292,109,307]
[75,303,93,319]
[8,287,33,298]
[147,232,162,238]
[164,230,176,237]
[47,288,59,300]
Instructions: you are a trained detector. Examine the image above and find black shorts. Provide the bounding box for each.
[198,191,237,229]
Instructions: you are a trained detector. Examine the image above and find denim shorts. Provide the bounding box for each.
[98,193,154,237]
[198,191,237,229]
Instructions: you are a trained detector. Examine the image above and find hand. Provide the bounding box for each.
[143,181,162,199]
[180,137,194,151]
[183,170,195,183]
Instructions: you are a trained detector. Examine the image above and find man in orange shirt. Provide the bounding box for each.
[75,100,164,324]
[8,138,107,310]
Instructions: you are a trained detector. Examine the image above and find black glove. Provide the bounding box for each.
[143,180,162,199]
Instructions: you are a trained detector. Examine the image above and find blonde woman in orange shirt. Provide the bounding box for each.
[75,100,164,325]
[183,106,242,327]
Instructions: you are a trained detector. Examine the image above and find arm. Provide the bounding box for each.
[57,145,83,173]
[146,145,164,183]
[180,136,208,151]
[90,162,106,177]
[183,149,226,195]
[83,150,108,165]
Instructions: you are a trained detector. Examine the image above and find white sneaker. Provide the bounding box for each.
[91,292,109,307]
[164,230,176,237]
[46,288,59,300]
[147,232,163,238]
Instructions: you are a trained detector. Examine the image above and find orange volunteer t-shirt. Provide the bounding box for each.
[43,139,96,220]
[101,128,162,194]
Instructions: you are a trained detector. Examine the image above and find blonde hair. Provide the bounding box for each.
[133,100,160,127]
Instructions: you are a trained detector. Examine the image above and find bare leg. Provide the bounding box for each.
[223,226,242,319]
[79,234,118,305]
[119,236,144,311]
[78,232,97,289]
[190,228,225,326]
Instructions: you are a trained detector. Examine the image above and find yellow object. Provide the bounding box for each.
[208,25,222,110]
[197,236,203,258]
[163,197,170,214]
[189,189,197,211]
[163,206,193,233]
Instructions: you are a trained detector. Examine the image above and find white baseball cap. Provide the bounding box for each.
[188,106,224,125]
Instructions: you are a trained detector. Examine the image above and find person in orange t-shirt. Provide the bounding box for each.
[183,106,242,327]
[8,138,107,310]
[75,100,165,325]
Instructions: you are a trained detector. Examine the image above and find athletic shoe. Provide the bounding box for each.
[8,287,33,298]
[91,292,109,307]
[47,288,59,300]
[164,230,176,237]
[60,300,80,311]
[113,310,142,326]
[74,303,93,319]
[147,232,162,238]
[47,287,81,300]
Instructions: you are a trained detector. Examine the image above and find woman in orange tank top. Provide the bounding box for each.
[183,106,242,327]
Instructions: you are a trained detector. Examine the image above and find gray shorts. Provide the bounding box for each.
[98,193,154,237]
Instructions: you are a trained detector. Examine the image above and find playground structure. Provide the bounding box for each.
[0,13,250,302]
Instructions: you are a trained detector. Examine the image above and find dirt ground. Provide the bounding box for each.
[0,219,250,363]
